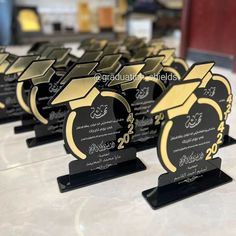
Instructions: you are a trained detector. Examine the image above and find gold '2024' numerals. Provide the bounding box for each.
[205,121,225,160]
[155,112,164,125]
[224,95,232,120]
[118,113,134,149]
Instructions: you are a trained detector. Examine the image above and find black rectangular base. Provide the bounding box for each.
[0,116,20,125]
[221,135,236,148]
[58,158,146,193]
[26,133,63,148]
[142,169,232,210]
[14,123,35,134]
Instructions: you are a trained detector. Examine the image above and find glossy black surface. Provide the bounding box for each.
[26,133,63,148]
[58,156,146,193]
[142,166,232,210]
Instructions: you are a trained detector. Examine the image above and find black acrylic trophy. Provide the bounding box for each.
[18,48,123,147]
[101,57,165,151]
[129,45,189,82]
[18,51,117,147]
[181,62,236,147]
[51,75,146,192]
[93,53,184,152]
[129,40,163,63]
[12,44,72,133]
[105,54,185,152]
[13,63,40,134]
[78,38,97,50]
[12,46,77,135]
[118,57,166,151]
[142,62,233,209]
[131,48,188,89]
[158,48,189,79]
[16,59,64,147]
[0,55,40,124]
[123,36,146,53]
[0,52,19,124]
[27,60,98,147]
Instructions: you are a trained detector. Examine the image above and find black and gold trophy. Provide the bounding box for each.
[17,59,63,146]
[99,54,183,151]
[75,52,184,152]
[0,53,37,124]
[142,62,233,209]
[0,52,17,123]
[18,50,124,147]
[78,38,97,50]
[15,47,78,147]
[51,75,146,192]
[12,44,73,133]
[123,36,146,53]
[181,62,235,147]
[130,47,188,87]
[13,46,78,135]
[158,48,189,82]
[107,57,166,151]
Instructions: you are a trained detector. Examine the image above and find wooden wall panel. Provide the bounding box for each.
[181,0,236,71]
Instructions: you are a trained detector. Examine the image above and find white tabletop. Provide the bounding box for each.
[0,46,236,236]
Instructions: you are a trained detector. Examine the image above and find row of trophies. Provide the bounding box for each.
[0,37,235,209]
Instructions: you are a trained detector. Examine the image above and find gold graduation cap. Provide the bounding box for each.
[108,64,145,87]
[40,45,63,58]
[0,53,10,73]
[60,62,98,85]
[158,49,175,66]
[5,55,40,75]
[47,48,71,68]
[18,59,55,83]
[103,43,120,55]
[79,38,96,49]
[16,59,55,115]
[183,62,214,88]
[88,39,107,51]
[150,40,164,54]
[121,57,166,91]
[79,51,103,63]
[33,43,63,55]
[151,80,201,115]
[126,37,146,50]
[51,76,99,106]
[141,56,165,76]
[0,53,8,64]
[130,47,155,62]
[96,54,122,74]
